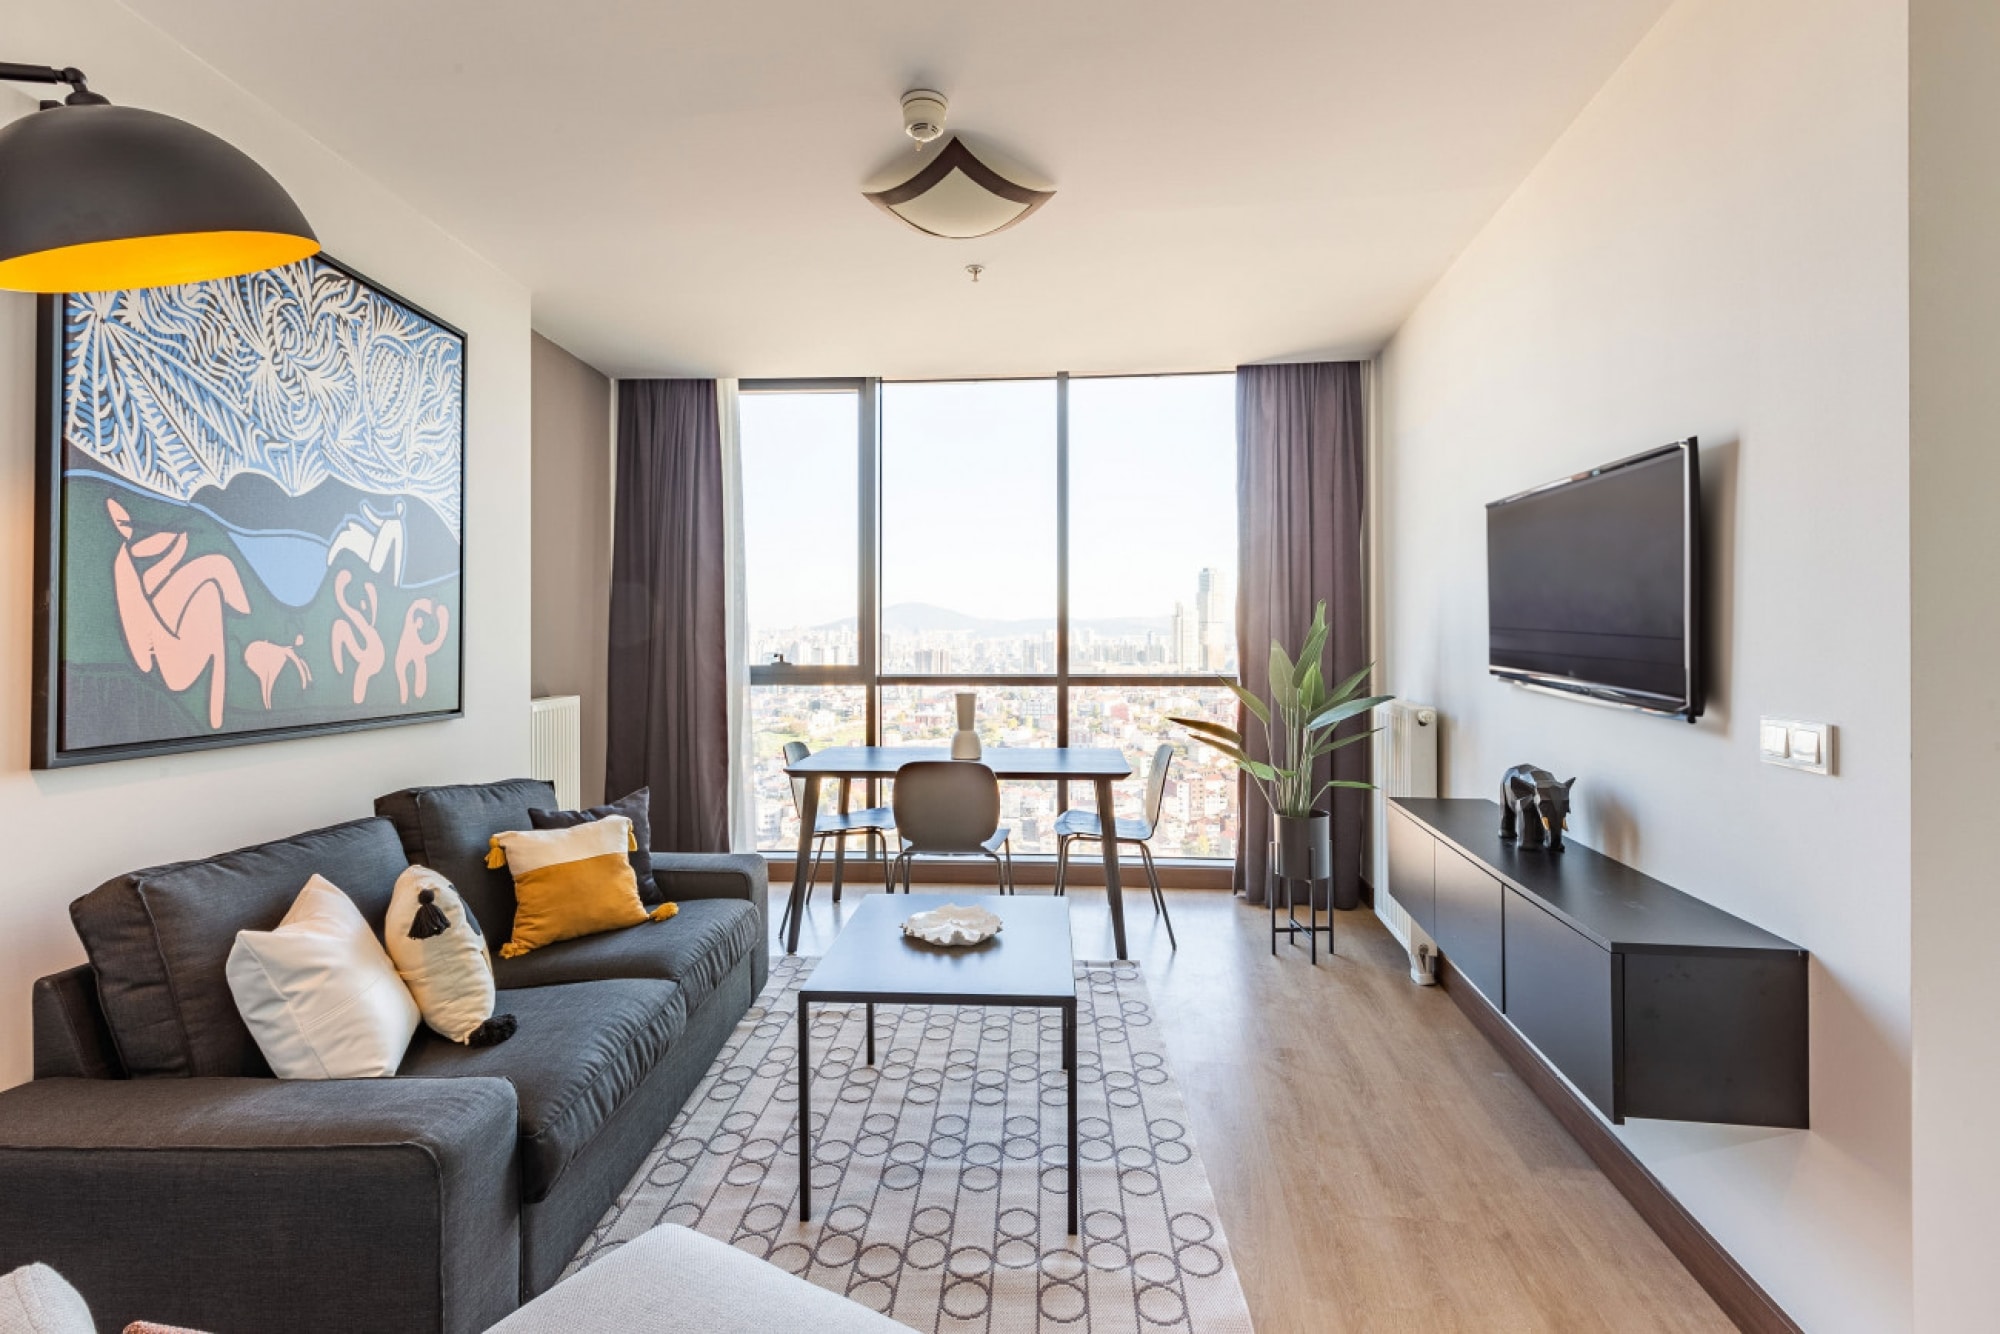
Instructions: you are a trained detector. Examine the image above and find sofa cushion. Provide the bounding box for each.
[528,788,661,904]
[399,978,686,1202]
[492,899,762,1014]
[70,818,409,1079]
[225,875,421,1080]
[375,779,558,943]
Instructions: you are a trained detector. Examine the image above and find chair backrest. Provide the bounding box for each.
[783,741,811,814]
[1143,743,1176,832]
[893,761,1001,853]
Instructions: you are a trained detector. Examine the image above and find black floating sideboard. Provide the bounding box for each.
[1387,798,1808,1128]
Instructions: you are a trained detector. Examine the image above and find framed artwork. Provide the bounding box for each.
[32,254,466,768]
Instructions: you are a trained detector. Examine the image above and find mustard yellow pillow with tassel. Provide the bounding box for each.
[486,815,677,958]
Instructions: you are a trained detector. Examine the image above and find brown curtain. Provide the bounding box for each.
[1235,362,1369,909]
[605,379,730,853]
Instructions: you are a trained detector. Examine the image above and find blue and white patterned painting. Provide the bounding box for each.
[39,255,465,765]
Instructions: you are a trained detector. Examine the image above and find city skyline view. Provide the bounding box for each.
[741,374,1242,861]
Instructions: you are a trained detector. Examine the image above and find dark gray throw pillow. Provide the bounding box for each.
[528,788,661,904]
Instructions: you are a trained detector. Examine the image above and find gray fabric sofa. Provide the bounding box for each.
[0,779,768,1334]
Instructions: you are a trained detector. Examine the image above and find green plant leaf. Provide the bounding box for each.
[1320,725,1382,752]
[1294,603,1328,684]
[1241,758,1279,782]
[1305,694,1395,732]
[1268,642,1297,714]
[1296,659,1325,716]
[1325,779,1377,790]
[1224,680,1271,727]
[1327,661,1374,704]
[1169,716,1244,748]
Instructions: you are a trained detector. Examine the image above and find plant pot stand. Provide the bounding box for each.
[1269,840,1337,964]
[1268,811,1336,964]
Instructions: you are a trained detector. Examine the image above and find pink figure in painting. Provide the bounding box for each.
[329,569,386,704]
[244,635,312,709]
[106,497,251,729]
[395,598,451,703]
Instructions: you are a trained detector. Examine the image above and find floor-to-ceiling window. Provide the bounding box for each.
[744,372,1239,861]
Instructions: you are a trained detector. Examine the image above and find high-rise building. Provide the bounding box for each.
[1196,567,1226,670]
[1171,601,1197,669]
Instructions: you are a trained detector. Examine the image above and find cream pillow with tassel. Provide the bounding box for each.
[385,866,516,1047]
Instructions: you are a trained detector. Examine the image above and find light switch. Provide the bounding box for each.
[1761,718,1833,775]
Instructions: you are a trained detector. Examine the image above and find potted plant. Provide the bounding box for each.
[1170,600,1393,900]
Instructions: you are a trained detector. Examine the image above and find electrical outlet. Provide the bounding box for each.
[1760,717,1833,775]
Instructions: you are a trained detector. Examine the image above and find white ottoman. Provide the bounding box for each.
[492,1226,914,1333]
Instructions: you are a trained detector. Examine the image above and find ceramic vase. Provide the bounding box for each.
[950,691,982,760]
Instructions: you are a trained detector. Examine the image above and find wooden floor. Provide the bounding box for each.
[775,882,1734,1334]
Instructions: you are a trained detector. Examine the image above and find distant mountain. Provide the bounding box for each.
[814,602,1171,638]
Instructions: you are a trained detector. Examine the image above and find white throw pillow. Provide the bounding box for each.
[384,866,515,1046]
[226,875,420,1079]
[0,1263,95,1334]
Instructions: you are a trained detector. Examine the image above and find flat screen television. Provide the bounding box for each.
[1487,438,1703,720]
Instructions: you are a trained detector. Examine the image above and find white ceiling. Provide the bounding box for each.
[122,0,1669,379]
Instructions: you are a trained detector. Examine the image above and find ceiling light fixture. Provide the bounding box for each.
[863,90,1054,241]
[0,61,319,293]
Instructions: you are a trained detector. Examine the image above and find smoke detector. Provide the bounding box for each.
[900,89,947,147]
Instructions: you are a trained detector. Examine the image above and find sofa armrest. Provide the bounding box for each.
[652,853,769,993]
[0,1076,521,1334]
[648,851,766,905]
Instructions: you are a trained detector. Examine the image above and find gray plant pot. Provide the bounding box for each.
[1272,811,1332,883]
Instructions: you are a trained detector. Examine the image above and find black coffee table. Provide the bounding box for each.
[796,893,1080,1234]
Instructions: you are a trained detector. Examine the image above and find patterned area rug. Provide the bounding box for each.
[573,956,1253,1333]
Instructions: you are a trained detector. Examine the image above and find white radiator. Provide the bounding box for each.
[1376,701,1439,963]
[1385,701,1439,799]
[529,696,582,809]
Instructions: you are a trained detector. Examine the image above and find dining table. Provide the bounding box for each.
[779,745,1139,959]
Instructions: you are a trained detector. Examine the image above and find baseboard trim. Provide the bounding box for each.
[1435,956,1801,1334]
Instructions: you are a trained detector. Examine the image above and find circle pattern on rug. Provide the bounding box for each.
[568,956,1250,1333]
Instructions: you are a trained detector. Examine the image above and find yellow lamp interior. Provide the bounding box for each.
[0,230,320,293]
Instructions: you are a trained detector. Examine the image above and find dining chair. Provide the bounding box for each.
[785,741,895,906]
[1052,742,1177,948]
[889,760,1014,894]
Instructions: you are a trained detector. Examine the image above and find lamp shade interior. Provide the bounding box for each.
[0,102,318,292]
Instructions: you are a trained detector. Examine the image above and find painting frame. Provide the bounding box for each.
[31,253,469,769]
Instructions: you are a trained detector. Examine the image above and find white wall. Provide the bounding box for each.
[529,334,612,806]
[0,0,533,1087]
[1376,0,1911,1328]
[1909,0,2000,1327]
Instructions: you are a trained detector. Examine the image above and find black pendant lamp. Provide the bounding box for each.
[0,62,318,293]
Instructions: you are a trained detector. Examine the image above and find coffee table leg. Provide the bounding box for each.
[786,777,820,954]
[1094,777,1129,961]
[797,999,812,1221]
[1065,1000,1079,1235]
[865,1001,875,1065]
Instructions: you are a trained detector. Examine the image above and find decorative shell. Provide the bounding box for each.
[901,904,1004,947]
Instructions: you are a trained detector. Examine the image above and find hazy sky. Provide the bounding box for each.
[740,374,1236,629]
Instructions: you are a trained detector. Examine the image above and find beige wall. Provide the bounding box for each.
[0,0,533,1087]
[1376,0,1911,1327]
[1909,0,2000,1325]
[530,335,612,805]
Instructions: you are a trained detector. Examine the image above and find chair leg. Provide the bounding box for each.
[1138,841,1175,950]
[1054,837,1069,898]
[1003,841,1015,895]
